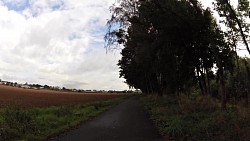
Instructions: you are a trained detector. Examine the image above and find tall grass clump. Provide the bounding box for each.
[0,107,39,140]
[141,95,250,141]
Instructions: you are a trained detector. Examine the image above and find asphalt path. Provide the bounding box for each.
[48,96,163,141]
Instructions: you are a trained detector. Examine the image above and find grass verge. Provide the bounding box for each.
[0,96,128,141]
[141,95,250,141]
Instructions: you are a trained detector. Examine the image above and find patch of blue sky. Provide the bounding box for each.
[2,0,30,12]
[89,22,108,36]
[90,41,105,49]
[87,24,112,49]
[51,1,64,11]
[68,33,81,41]
[90,18,100,25]
[68,18,108,42]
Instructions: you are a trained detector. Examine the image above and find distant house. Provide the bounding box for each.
[134,89,142,94]
[0,81,9,85]
[21,84,31,89]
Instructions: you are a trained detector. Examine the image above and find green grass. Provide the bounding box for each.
[0,96,128,141]
[141,95,250,141]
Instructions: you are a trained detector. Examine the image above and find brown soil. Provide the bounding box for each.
[0,85,125,108]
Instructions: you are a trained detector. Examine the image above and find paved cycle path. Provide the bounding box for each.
[48,96,163,141]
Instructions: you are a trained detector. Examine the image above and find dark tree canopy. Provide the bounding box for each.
[106,0,235,110]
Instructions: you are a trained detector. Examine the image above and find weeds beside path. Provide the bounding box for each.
[141,95,250,141]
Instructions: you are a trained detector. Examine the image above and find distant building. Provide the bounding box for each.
[0,81,9,85]
[21,84,31,89]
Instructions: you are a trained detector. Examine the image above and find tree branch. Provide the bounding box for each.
[225,0,250,54]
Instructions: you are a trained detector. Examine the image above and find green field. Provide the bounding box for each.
[0,97,127,141]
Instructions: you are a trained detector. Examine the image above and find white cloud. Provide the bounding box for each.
[0,0,128,90]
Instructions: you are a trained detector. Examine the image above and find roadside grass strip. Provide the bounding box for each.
[141,95,250,141]
[0,97,128,141]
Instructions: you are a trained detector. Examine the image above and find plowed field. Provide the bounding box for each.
[0,85,124,108]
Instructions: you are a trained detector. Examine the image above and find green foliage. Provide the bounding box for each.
[214,0,250,54]
[106,0,233,97]
[0,97,127,141]
[141,95,250,141]
[0,107,39,140]
[226,57,250,106]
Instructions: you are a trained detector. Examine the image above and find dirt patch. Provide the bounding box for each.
[0,85,125,108]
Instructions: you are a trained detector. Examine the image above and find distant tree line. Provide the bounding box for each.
[0,80,136,94]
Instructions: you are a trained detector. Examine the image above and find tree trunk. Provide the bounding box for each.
[158,88,163,97]
[210,41,227,110]
[196,67,205,95]
[156,72,163,96]
[213,49,227,110]
[205,68,212,96]
[200,69,208,95]
[198,75,204,95]
[244,60,250,107]
[218,67,227,110]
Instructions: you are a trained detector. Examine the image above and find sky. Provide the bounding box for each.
[0,0,248,90]
[0,0,129,90]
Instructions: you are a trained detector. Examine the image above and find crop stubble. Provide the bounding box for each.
[0,85,124,108]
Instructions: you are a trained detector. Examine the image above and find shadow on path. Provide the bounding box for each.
[48,96,163,141]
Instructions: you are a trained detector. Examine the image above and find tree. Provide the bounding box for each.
[227,57,250,107]
[212,0,250,109]
[106,0,234,105]
[213,0,250,54]
[108,0,201,95]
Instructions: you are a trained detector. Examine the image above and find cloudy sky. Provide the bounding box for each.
[0,0,129,90]
[0,0,248,90]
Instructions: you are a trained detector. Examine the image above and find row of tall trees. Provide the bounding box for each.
[105,0,250,109]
